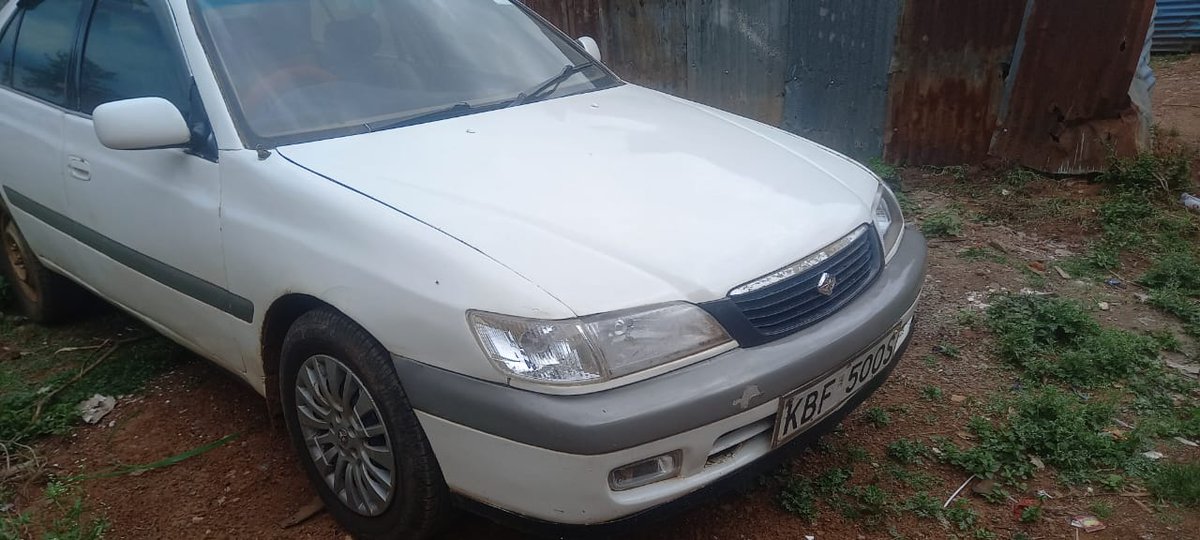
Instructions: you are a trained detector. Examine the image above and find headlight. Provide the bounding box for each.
[470,303,732,385]
[872,183,904,261]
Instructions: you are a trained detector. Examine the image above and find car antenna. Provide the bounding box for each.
[257,148,272,160]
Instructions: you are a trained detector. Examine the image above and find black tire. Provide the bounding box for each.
[0,212,84,323]
[280,307,449,540]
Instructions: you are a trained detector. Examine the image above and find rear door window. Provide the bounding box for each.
[78,0,189,115]
[12,0,85,106]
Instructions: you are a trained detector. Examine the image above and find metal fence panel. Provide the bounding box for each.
[883,0,1026,165]
[685,0,790,126]
[784,0,901,161]
[605,0,690,95]
[1154,0,1200,53]
[991,0,1156,174]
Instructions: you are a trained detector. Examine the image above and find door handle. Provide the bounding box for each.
[66,156,91,181]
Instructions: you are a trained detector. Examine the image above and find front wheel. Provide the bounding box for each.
[280,308,449,539]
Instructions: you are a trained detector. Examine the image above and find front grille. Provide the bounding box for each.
[702,226,883,347]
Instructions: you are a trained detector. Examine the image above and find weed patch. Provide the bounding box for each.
[921,210,963,238]
[986,294,1159,384]
[865,407,892,428]
[0,480,107,540]
[886,438,928,465]
[0,331,179,446]
[1148,463,1200,506]
[941,387,1137,484]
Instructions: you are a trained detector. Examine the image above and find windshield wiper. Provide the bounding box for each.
[508,61,594,108]
[365,101,478,133]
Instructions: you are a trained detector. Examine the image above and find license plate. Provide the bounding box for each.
[772,317,912,447]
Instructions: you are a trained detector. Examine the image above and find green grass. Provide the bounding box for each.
[1097,152,1191,194]
[897,492,941,518]
[1088,500,1113,519]
[986,294,1161,385]
[0,312,184,538]
[1148,463,1200,506]
[958,246,1007,264]
[779,477,818,521]
[940,387,1138,483]
[935,342,961,359]
[888,466,937,491]
[868,157,898,182]
[935,291,1199,485]
[921,210,964,238]
[943,500,978,531]
[896,191,920,217]
[0,318,181,446]
[1002,167,1042,187]
[1,480,108,540]
[886,438,928,465]
[920,386,944,401]
[864,407,892,427]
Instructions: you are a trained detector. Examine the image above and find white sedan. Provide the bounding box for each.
[0,0,925,537]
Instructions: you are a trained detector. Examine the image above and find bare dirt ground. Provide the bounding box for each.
[2,56,1199,540]
[1156,55,1200,145]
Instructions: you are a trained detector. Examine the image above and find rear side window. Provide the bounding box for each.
[79,0,189,115]
[12,0,85,106]
[0,11,18,86]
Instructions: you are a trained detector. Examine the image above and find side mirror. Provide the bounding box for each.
[93,97,191,151]
[578,36,602,63]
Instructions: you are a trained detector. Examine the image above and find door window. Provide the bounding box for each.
[0,12,18,85]
[79,0,189,115]
[11,0,85,106]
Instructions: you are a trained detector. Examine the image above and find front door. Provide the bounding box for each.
[61,0,242,369]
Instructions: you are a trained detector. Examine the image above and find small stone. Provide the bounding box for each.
[951,394,967,403]
[972,478,996,495]
[1029,455,1045,469]
[1142,450,1165,460]
[1098,302,1110,311]
[1054,266,1071,279]
[191,516,204,524]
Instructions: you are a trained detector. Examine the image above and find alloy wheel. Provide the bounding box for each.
[294,354,396,516]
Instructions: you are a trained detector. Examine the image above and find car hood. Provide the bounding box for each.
[278,85,881,316]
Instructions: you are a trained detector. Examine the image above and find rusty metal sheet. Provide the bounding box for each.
[684,0,790,126]
[990,0,1156,174]
[785,0,902,161]
[883,0,1027,165]
[522,0,602,43]
[605,0,689,95]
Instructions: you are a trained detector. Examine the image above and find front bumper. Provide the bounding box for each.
[393,229,927,524]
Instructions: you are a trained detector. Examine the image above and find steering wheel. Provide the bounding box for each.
[241,65,337,116]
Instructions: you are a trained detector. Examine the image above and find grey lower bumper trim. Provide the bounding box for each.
[393,230,928,455]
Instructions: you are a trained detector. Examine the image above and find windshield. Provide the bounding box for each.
[191,0,618,146]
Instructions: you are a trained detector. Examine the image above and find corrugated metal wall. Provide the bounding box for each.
[526,0,1155,172]
[1154,0,1200,53]
[685,1,790,126]
[883,0,1026,165]
[991,0,1156,174]
[527,1,790,126]
[784,0,900,160]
